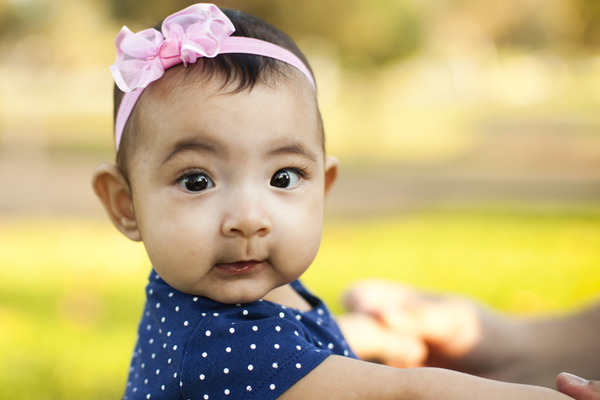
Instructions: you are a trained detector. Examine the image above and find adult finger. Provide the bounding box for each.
[556,373,600,400]
[337,313,428,368]
[342,280,417,314]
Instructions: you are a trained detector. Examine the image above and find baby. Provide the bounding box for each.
[93,4,574,400]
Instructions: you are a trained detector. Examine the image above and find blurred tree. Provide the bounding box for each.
[574,0,600,47]
[0,0,57,38]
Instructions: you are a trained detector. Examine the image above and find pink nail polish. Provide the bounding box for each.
[563,372,588,386]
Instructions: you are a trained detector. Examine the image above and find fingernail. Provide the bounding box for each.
[563,372,588,386]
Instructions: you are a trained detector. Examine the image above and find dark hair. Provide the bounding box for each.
[114,8,318,184]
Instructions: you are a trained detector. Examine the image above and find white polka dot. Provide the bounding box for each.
[184,321,189,326]
[296,363,302,369]
[224,389,230,395]
[147,324,151,330]
[180,381,182,387]
[146,394,151,399]
[281,305,287,309]
[275,326,281,332]
[161,385,165,391]
[199,374,205,380]
[274,344,280,349]
[252,326,258,331]
[151,353,155,359]
[279,312,285,318]
[167,331,171,337]
[243,310,248,315]
[163,343,167,348]
[174,373,177,378]
[202,313,206,316]
[229,328,235,334]
[175,306,179,312]
[203,395,208,400]
[318,309,324,315]
[202,352,207,358]
[168,358,172,364]
[149,338,154,344]
[296,345,301,350]
[294,331,299,336]
[144,379,148,384]
[173,345,177,350]
[141,363,145,369]
[250,344,256,349]
[133,388,137,392]
[205,330,211,337]
[193,297,198,302]
[344,350,349,356]
[155,274,159,279]
[213,313,219,316]
[246,386,252,392]
[149,289,153,295]
[156,303,160,308]
[328,343,334,349]
[296,315,301,320]
[226,347,231,353]
[161,317,165,323]
[224,368,229,374]
[156,369,160,375]
[169,292,173,297]
[247,364,253,371]
[270,384,276,390]
[272,363,278,368]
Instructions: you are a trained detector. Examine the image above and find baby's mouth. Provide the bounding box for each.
[213,260,264,275]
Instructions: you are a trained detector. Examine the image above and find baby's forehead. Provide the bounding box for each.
[127,71,324,167]
[136,70,323,147]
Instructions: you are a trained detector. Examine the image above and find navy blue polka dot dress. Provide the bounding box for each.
[123,270,357,399]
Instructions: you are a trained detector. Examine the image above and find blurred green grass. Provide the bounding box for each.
[1,207,599,399]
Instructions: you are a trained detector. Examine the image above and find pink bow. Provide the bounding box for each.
[110,4,235,93]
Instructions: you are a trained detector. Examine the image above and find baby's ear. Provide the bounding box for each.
[324,156,339,198]
[92,164,141,242]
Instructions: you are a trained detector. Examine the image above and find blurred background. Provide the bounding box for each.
[1,0,599,398]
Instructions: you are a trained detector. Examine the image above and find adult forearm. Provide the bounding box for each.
[483,301,600,387]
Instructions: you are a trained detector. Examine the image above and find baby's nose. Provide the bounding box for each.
[221,193,272,238]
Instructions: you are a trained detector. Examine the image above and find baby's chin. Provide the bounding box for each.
[173,278,279,305]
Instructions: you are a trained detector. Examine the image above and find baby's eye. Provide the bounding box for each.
[178,173,215,192]
[270,169,301,189]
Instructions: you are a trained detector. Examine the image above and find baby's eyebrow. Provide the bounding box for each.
[162,141,217,165]
[269,143,317,163]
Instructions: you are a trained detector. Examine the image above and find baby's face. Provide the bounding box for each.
[127,75,330,304]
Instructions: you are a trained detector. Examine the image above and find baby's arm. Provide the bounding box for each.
[280,355,573,400]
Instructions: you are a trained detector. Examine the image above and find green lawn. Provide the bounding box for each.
[1,206,599,399]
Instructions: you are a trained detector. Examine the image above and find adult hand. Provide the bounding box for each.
[556,373,600,400]
[338,279,600,388]
[338,280,488,371]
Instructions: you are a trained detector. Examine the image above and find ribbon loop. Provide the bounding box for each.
[110,4,235,92]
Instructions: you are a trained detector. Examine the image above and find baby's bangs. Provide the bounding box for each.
[177,53,299,93]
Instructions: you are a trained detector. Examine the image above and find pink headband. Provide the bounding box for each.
[110,3,315,150]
